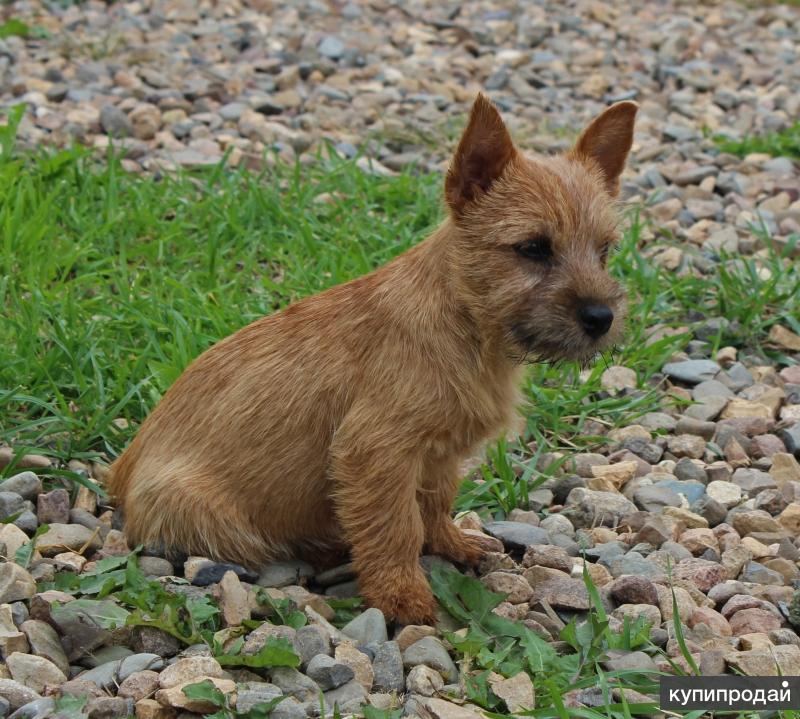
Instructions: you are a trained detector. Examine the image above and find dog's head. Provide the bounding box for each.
[444,94,637,365]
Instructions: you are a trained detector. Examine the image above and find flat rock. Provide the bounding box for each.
[484,521,550,549]
[257,561,314,588]
[0,473,41,500]
[663,360,720,384]
[526,566,590,610]
[36,524,102,556]
[564,488,637,528]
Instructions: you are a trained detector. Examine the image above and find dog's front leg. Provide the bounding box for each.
[419,457,492,566]
[330,412,437,625]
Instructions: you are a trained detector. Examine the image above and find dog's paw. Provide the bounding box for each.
[362,570,438,626]
[428,526,493,567]
[384,589,438,627]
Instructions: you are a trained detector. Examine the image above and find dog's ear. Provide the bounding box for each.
[571,101,638,196]
[445,94,518,215]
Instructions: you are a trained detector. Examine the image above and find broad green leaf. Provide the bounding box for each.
[215,636,300,669]
[181,679,226,709]
[51,598,130,630]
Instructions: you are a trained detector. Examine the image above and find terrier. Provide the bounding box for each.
[109,94,637,624]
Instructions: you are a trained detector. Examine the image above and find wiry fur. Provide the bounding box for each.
[109,95,638,624]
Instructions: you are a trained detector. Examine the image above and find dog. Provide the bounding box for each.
[109,94,637,624]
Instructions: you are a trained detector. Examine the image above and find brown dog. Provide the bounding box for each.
[109,94,637,624]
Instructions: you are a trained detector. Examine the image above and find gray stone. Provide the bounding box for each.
[305,654,354,691]
[685,396,729,422]
[100,104,133,137]
[295,625,331,667]
[372,640,404,693]
[663,360,720,384]
[191,562,257,586]
[13,513,38,534]
[83,645,133,668]
[732,468,777,497]
[7,697,53,719]
[20,620,69,675]
[655,479,706,505]
[0,680,39,711]
[564,488,637,528]
[602,650,659,672]
[271,697,307,719]
[585,541,627,564]
[740,561,785,586]
[484,521,550,549]
[78,652,163,690]
[318,36,346,60]
[0,493,27,521]
[673,166,717,186]
[691,495,728,527]
[608,554,667,582]
[219,102,248,122]
[322,679,367,713]
[257,561,314,588]
[674,458,709,483]
[236,683,283,713]
[693,380,734,400]
[0,474,41,501]
[633,485,682,512]
[402,637,458,682]
[138,557,174,577]
[724,363,755,392]
[341,607,387,645]
[763,157,795,176]
[269,667,320,702]
[779,424,800,459]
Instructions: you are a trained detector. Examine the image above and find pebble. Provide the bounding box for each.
[0,474,41,501]
[0,679,41,711]
[6,652,66,693]
[341,608,387,645]
[663,360,720,384]
[402,638,458,683]
[406,665,444,696]
[306,654,354,691]
[484,521,550,549]
[372,641,404,693]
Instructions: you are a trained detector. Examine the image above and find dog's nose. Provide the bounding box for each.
[579,303,614,339]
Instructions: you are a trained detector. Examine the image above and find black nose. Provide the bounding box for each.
[579,303,614,339]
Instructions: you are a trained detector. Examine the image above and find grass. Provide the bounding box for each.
[713,121,800,159]
[1,104,799,514]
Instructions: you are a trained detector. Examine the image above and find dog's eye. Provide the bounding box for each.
[515,235,553,262]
